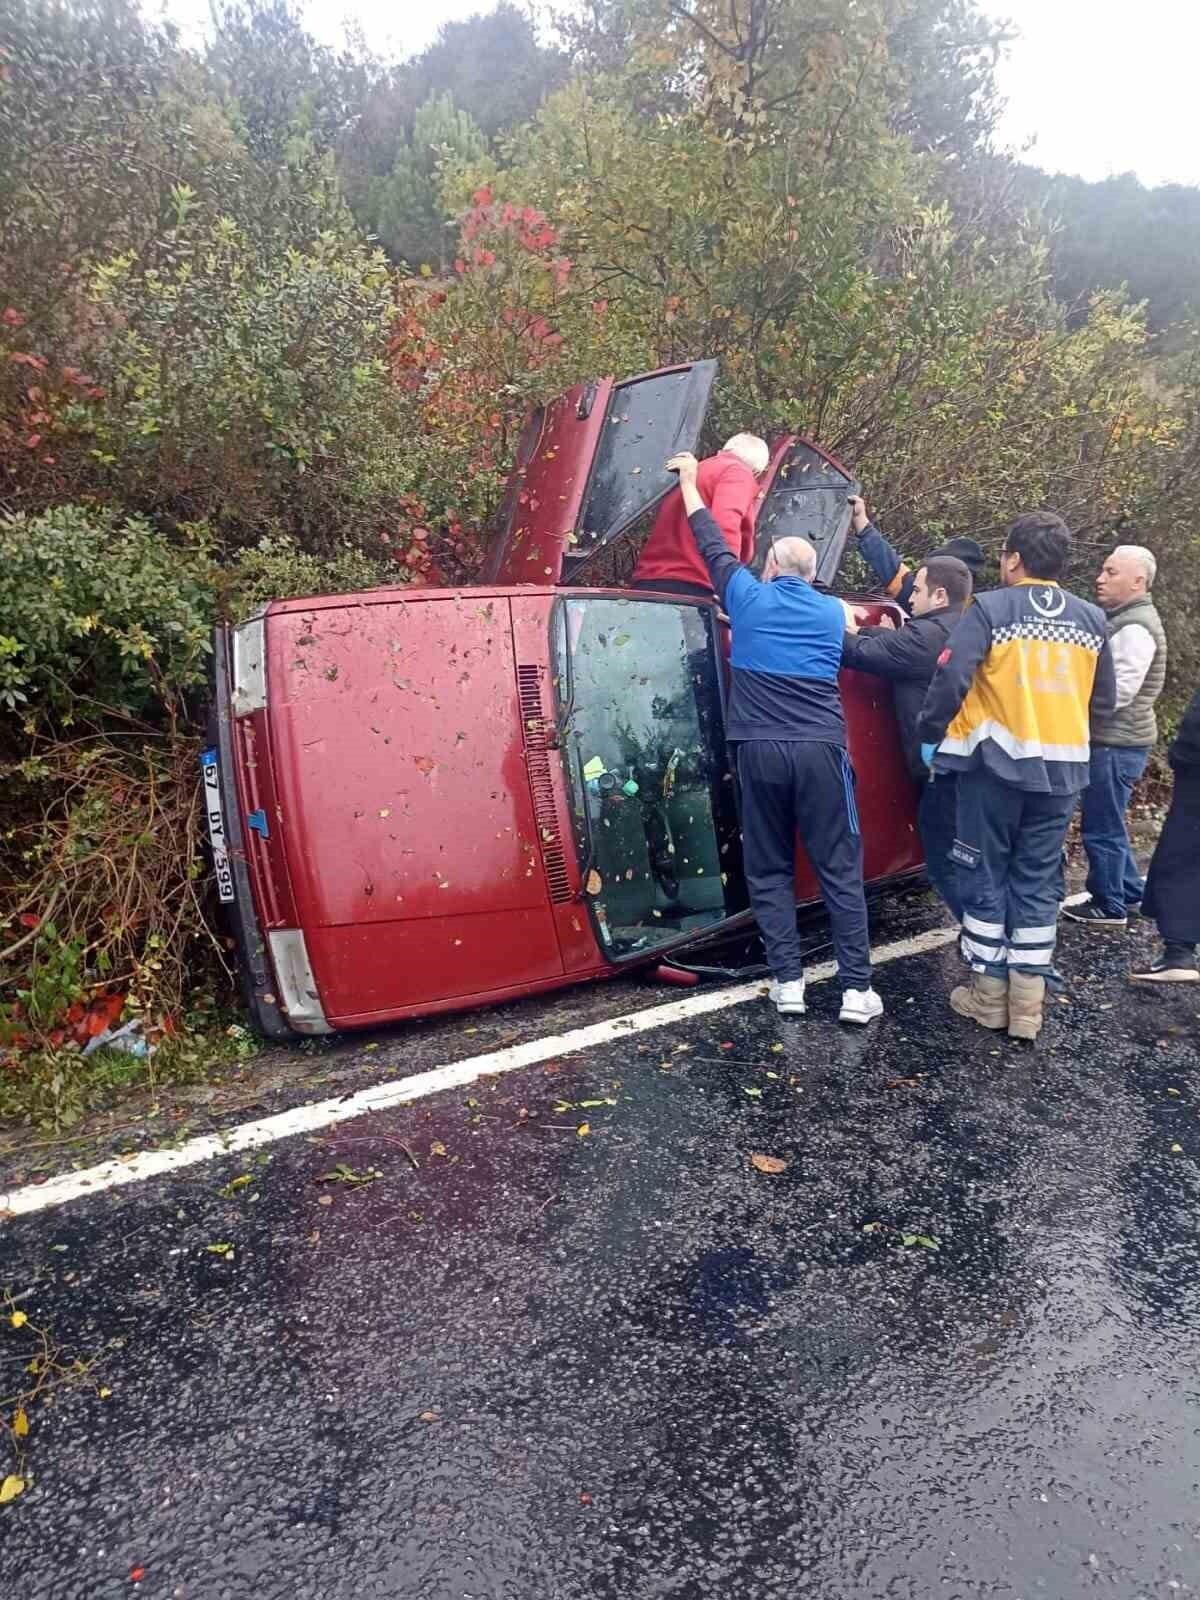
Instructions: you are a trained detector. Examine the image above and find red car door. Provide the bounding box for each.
[484,361,718,585]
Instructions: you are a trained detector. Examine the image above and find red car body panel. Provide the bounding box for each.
[211,364,926,1038]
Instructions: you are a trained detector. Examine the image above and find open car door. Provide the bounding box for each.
[483,361,718,586]
[753,436,860,586]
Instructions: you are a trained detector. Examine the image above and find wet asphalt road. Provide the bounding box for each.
[2,904,1200,1599]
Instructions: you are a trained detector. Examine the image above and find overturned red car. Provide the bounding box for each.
[205,360,923,1039]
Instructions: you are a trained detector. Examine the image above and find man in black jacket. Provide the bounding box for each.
[842,554,973,919]
[1131,686,1200,982]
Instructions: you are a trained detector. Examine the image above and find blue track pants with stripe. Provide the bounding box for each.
[736,740,872,989]
[953,769,1076,978]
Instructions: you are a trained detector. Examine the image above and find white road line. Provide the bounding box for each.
[1,923,968,1219]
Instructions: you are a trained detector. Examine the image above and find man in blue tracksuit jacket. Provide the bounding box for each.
[667,451,882,1025]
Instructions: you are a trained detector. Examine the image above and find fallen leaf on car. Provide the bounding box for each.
[750,1153,787,1174]
[0,1475,25,1504]
[585,869,602,895]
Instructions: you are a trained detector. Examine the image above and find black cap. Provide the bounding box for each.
[929,536,986,575]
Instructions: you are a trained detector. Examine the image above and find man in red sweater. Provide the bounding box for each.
[632,433,769,599]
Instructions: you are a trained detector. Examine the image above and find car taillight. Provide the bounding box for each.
[231,612,267,716]
[266,929,332,1035]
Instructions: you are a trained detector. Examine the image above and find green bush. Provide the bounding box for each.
[219,533,400,615]
[0,505,215,723]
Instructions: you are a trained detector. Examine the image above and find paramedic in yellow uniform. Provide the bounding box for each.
[918,512,1117,1041]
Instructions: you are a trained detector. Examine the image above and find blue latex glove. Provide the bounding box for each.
[920,742,937,770]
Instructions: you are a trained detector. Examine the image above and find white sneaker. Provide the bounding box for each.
[774,978,807,1015]
[839,987,884,1024]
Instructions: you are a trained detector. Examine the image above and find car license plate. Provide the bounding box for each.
[201,747,236,904]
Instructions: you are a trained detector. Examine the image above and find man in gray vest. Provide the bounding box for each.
[1063,543,1167,930]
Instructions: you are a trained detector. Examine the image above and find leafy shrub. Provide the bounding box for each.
[0,505,214,723]
[219,533,402,614]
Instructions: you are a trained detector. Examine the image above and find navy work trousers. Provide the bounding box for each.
[954,769,1076,977]
[1080,743,1150,914]
[736,740,872,989]
[917,773,962,921]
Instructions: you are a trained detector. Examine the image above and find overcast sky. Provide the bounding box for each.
[156,0,1200,188]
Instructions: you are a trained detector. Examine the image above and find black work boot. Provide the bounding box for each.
[1130,944,1199,984]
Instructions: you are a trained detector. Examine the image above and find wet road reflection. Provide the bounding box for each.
[1,910,1198,1599]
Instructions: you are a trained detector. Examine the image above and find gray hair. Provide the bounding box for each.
[771,536,816,580]
[1112,543,1157,588]
[721,432,770,476]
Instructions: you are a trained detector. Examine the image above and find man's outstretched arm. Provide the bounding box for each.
[667,452,756,613]
[848,495,915,612]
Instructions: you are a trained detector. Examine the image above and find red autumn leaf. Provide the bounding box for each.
[9,351,46,370]
[23,433,43,449]
[18,913,39,929]
[1,306,25,327]
[130,1567,145,1583]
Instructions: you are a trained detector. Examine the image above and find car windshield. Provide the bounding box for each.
[555,596,746,960]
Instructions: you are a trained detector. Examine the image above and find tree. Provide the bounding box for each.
[359,93,487,268]
[338,4,564,261]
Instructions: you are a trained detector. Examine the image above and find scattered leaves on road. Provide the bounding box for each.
[864,1222,940,1250]
[743,1086,762,1098]
[0,1474,25,1504]
[9,1312,27,1330]
[577,1122,590,1137]
[12,1409,28,1439]
[217,1174,252,1198]
[429,1141,448,1158]
[315,1163,383,1185]
[750,1153,788,1174]
[205,1242,234,1257]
